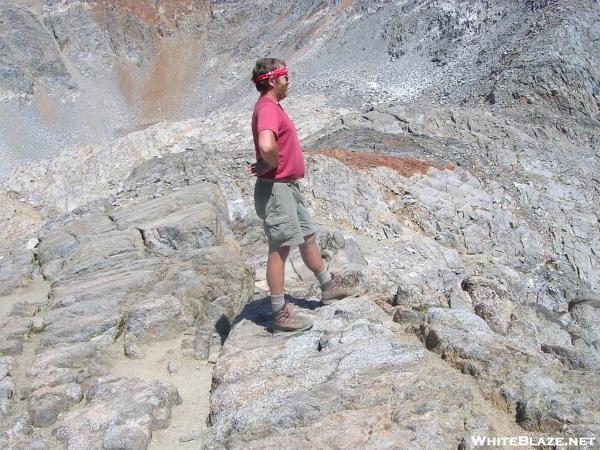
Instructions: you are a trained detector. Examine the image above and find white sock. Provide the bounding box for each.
[270,293,285,315]
[316,270,332,288]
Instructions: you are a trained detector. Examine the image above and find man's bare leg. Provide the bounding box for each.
[267,246,289,317]
[267,246,290,295]
[299,233,325,273]
[299,233,332,289]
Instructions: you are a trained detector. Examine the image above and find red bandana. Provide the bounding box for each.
[253,66,288,84]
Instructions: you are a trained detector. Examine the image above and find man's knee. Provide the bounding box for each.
[269,245,291,259]
[301,233,316,246]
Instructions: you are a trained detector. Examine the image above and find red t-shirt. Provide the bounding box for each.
[252,96,305,180]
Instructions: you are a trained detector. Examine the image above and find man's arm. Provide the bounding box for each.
[247,129,278,176]
[257,129,278,168]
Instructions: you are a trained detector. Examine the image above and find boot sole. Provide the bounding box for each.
[272,323,314,334]
[321,291,360,306]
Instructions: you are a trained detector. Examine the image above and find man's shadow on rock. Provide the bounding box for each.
[230,294,321,333]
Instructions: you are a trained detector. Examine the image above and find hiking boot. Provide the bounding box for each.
[273,303,313,333]
[321,272,361,305]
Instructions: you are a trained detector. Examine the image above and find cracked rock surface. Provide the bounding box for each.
[206,298,525,449]
[0,182,254,449]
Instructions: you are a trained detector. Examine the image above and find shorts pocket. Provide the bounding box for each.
[264,214,291,245]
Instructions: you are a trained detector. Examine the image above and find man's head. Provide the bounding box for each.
[252,57,289,100]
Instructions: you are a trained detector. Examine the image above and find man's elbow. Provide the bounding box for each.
[259,145,277,157]
[258,145,278,167]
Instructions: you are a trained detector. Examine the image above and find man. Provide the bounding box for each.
[247,57,358,333]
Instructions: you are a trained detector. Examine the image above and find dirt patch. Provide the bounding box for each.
[32,83,57,127]
[309,148,457,177]
[95,0,208,25]
[114,59,137,106]
[139,38,204,122]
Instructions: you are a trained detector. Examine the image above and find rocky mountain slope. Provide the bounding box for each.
[1,0,598,171]
[1,0,599,449]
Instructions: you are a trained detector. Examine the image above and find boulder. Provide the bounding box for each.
[55,377,182,449]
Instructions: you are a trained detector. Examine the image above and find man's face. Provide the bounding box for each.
[272,66,289,100]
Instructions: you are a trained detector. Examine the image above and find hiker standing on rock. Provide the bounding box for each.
[247,57,358,333]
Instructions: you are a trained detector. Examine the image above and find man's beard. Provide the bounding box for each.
[278,87,287,100]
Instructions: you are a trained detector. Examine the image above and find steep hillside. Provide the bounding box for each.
[1,0,598,173]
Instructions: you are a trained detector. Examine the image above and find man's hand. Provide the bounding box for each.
[246,159,273,176]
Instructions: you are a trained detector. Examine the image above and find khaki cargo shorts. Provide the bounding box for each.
[254,179,316,251]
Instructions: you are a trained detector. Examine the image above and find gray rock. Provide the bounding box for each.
[180,339,194,350]
[461,276,515,335]
[448,285,474,313]
[194,331,211,361]
[0,239,36,296]
[420,307,600,437]
[3,415,34,443]
[31,184,254,365]
[0,339,23,356]
[1,0,597,178]
[391,282,446,309]
[126,295,190,340]
[0,4,71,94]
[179,432,203,443]
[3,179,254,445]
[55,377,182,449]
[0,399,11,422]
[0,3,598,445]
[392,308,424,328]
[103,424,151,450]
[24,341,105,397]
[19,366,86,401]
[206,298,523,448]
[318,231,367,273]
[0,356,14,379]
[167,360,179,375]
[27,383,83,427]
[0,317,33,341]
[541,343,600,370]
[570,300,600,343]
[39,309,126,349]
[138,203,228,251]
[208,333,222,364]
[9,301,42,318]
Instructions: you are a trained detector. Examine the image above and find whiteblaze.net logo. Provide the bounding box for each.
[470,436,597,447]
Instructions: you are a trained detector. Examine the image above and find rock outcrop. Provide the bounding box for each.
[0,182,254,448]
[207,298,525,449]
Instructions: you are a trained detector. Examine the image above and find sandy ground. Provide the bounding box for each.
[109,338,213,449]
